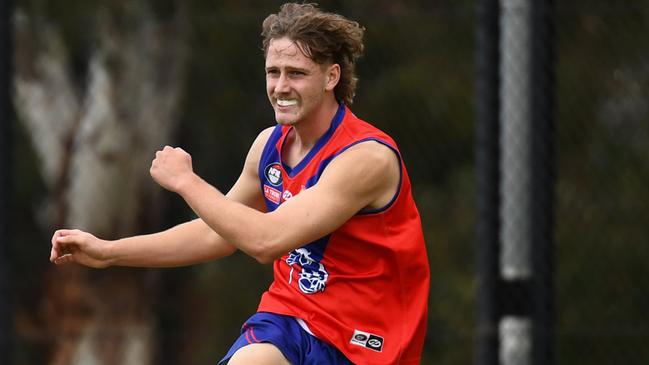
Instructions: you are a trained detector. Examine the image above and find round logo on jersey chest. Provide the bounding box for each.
[264,163,283,186]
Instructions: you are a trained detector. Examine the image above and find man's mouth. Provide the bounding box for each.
[277,99,298,107]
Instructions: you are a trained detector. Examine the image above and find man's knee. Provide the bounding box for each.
[227,343,292,365]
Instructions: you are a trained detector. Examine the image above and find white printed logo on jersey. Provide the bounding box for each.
[286,248,329,294]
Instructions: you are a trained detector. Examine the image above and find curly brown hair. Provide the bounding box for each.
[261,3,365,106]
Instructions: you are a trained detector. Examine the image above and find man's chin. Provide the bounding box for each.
[275,113,298,125]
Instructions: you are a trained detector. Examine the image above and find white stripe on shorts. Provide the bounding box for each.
[294,317,315,336]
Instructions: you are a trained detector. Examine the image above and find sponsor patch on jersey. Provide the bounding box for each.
[282,189,293,201]
[264,185,281,204]
[264,163,283,186]
[350,329,384,352]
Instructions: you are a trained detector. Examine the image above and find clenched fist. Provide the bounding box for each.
[150,146,195,193]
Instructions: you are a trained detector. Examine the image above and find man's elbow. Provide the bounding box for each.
[247,240,283,265]
[254,253,276,265]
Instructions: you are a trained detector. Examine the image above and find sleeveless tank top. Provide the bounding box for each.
[257,104,430,364]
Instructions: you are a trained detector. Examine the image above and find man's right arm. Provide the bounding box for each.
[50,127,274,268]
[73,219,238,268]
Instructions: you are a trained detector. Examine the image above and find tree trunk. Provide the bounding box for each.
[13,3,186,364]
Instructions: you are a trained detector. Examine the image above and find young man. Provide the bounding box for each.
[50,3,430,364]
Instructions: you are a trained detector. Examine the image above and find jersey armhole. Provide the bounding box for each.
[335,138,403,215]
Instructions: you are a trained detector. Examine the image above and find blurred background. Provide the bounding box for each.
[1,0,648,364]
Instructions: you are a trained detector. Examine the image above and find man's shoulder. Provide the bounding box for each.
[258,125,277,142]
[251,125,280,150]
[339,110,398,150]
[244,125,280,169]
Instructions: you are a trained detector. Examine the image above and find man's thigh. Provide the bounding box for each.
[227,343,292,365]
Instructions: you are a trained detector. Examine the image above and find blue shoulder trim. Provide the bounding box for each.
[258,124,285,180]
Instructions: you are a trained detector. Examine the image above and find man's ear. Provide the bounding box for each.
[325,63,341,91]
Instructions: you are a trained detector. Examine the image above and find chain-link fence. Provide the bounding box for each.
[2,1,648,364]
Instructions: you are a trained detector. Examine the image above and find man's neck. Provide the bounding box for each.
[284,98,340,167]
[292,98,340,151]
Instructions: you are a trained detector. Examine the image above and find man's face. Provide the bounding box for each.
[265,37,334,125]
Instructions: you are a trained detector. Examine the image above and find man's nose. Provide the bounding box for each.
[275,73,290,93]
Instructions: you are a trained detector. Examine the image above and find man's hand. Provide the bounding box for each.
[150,146,195,193]
[50,229,112,268]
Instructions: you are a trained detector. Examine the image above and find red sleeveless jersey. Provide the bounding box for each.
[257,105,430,364]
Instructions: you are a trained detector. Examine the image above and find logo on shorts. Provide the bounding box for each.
[264,163,283,186]
[350,329,384,352]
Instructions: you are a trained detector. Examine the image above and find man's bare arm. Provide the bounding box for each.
[153,140,400,264]
[51,127,273,268]
[51,219,232,268]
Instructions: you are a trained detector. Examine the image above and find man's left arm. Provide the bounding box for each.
[150,141,399,264]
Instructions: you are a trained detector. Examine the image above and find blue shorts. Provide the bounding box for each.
[218,312,353,365]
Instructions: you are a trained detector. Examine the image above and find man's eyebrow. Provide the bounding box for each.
[286,66,310,72]
[265,65,311,73]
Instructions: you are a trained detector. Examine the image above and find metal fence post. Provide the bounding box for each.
[475,0,500,364]
[476,0,554,364]
[499,0,533,363]
[530,0,555,364]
